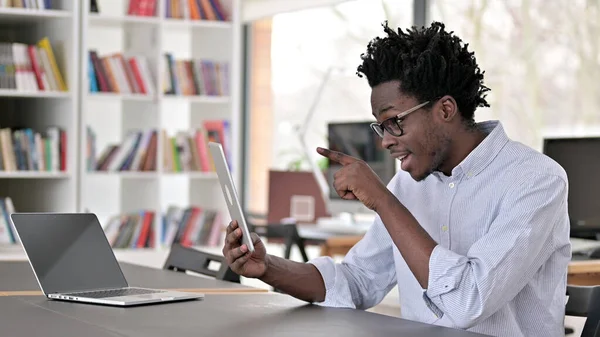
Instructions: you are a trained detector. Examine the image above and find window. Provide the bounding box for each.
[430,0,600,150]
[245,0,412,216]
[244,0,600,217]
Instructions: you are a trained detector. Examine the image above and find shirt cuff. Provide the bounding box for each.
[426,244,468,298]
[307,256,342,306]
[422,291,444,319]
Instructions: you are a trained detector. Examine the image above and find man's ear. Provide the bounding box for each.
[437,95,458,122]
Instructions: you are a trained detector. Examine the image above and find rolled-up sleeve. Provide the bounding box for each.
[308,215,397,309]
[423,172,568,329]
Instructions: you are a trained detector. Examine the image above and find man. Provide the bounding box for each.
[223,21,571,337]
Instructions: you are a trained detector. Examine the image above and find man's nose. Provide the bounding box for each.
[381,131,396,149]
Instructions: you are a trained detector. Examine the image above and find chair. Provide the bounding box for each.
[163,244,240,283]
[565,285,600,337]
[246,211,310,262]
[248,222,309,262]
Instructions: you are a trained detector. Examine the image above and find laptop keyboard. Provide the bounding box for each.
[64,287,165,299]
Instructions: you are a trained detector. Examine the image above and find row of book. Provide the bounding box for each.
[165,0,228,21]
[86,119,231,173]
[103,210,156,249]
[0,0,51,9]
[0,38,67,92]
[88,51,156,95]
[0,127,66,172]
[163,53,229,97]
[163,120,231,172]
[0,196,16,244]
[163,205,223,247]
[87,128,158,172]
[102,205,224,249]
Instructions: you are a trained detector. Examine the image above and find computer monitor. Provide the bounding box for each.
[543,137,600,238]
[326,122,396,200]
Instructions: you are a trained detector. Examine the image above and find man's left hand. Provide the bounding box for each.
[317,147,392,211]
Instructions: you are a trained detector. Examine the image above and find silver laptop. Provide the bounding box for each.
[10,212,203,306]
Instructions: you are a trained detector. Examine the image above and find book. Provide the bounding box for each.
[0,38,66,92]
[90,0,99,13]
[164,0,228,21]
[88,128,157,172]
[88,51,155,95]
[0,126,66,172]
[162,53,229,97]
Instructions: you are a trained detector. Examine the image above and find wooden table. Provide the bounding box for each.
[568,259,600,285]
[318,235,364,256]
[296,225,365,258]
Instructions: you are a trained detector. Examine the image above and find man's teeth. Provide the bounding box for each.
[399,154,408,161]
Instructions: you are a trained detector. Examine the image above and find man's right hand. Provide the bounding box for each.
[222,220,268,278]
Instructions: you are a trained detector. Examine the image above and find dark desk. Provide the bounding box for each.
[0,260,265,294]
[1,293,491,337]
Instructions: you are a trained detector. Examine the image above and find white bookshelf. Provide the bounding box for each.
[0,89,71,98]
[0,0,79,222]
[79,0,242,258]
[0,7,72,22]
[86,92,155,102]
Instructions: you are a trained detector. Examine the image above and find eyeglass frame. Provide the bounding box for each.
[369,100,432,138]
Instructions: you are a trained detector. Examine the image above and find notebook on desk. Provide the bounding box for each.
[10,212,203,307]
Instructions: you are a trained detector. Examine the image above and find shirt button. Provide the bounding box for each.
[449,182,455,188]
[467,172,473,177]
[442,225,448,231]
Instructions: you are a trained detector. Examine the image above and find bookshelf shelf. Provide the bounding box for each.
[87,92,155,101]
[86,171,218,180]
[162,94,230,104]
[162,18,232,29]
[0,172,70,179]
[88,13,160,26]
[0,8,72,22]
[162,172,218,179]
[86,172,158,179]
[0,90,70,98]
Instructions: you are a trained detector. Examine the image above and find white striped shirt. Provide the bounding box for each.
[309,120,571,337]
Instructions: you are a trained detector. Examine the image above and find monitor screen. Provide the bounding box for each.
[327,122,387,163]
[11,213,127,294]
[543,137,600,229]
[326,122,395,199]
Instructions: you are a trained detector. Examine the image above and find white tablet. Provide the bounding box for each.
[208,142,255,253]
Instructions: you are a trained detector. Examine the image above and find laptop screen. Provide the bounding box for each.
[11,213,128,294]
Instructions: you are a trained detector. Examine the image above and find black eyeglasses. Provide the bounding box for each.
[370,100,430,138]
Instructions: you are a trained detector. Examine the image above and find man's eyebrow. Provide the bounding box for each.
[377,105,395,116]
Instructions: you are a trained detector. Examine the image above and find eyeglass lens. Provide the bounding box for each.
[371,119,402,138]
[383,119,402,136]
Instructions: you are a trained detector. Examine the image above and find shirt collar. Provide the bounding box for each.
[430,120,508,180]
[454,120,509,178]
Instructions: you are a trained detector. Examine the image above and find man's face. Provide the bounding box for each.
[370,80,451,181]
